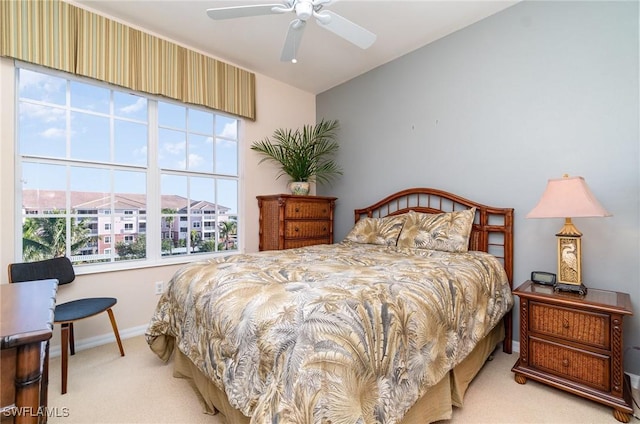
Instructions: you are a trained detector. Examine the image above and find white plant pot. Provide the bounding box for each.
[289,181,310,195]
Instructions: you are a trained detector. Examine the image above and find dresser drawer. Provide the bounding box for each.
[529,301,610,350]
[284,202,332,219]
[284,238,330,249]
[529,337,610,392]
[285,221,331,239]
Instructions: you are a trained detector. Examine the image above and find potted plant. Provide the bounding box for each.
[250,119,342,195]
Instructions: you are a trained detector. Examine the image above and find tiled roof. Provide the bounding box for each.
[22,190,229,213]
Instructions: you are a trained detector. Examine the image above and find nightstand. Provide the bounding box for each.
[512,280,634,422]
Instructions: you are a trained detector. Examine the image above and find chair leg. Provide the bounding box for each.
[69,322,75,356]
[107,308,125,356]
[60,324,69,395]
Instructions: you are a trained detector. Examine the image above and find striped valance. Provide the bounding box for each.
[0,0,256,120]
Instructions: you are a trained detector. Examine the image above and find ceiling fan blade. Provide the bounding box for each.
[281,19,306,62]
[315,10,376,49]
[206,4,287,20]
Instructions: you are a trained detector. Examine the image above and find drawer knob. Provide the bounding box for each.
[323,227,327,232]
[295,207,300,212]
[562,359,569,367]
[294,227,299,232]
[562,319,570,329]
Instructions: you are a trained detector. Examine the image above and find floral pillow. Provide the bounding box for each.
[396,208,476,252]
[344,214,407,246]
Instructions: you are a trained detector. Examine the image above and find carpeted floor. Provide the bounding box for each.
[46,335,630,423]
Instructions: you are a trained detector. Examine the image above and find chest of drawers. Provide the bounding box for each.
[257,194,337,251]
[512,280,634,422]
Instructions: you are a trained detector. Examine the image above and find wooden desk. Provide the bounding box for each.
[1,279,57,424]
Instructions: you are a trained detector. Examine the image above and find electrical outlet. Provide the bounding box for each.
[154,281,164,295]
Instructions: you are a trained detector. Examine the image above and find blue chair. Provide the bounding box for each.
[8,256,125,394]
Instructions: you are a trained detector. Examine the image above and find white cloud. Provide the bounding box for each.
[133,145,148,157]
[218,122,237,139]
[19,70,65,100]
[40,127,66,139]
[188,153,203,168]
[119,97,147,114]
[163,141,186,155]
[20,103,65,123]
[216,138,236,148]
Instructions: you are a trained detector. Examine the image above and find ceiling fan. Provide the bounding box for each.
[206,0,377,63]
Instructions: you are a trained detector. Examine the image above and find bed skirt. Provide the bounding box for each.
[160,322,505,424]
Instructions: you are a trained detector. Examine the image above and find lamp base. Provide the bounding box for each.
[553,282,588,296]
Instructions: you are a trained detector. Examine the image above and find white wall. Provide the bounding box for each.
[317,1,640,373]
[0,57,315,351]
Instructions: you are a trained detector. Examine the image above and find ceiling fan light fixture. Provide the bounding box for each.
[295,1,313,21]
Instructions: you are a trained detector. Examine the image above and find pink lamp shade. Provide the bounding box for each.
[526,175,611,219]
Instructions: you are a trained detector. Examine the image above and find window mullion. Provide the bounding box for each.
[146,99,160,261]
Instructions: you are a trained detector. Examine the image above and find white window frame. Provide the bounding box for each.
[13,62,243,274]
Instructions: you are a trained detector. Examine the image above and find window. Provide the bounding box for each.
[17,64,240,269]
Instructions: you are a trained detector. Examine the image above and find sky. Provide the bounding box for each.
[18,67,239,214]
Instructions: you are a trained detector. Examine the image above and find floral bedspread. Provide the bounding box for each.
[146,242,513,424]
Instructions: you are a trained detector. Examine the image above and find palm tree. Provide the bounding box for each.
[190,230,201,253]
[218,218,237,250]
[22,212,95,261]
[161,208,177,254]
[22,217,47,261]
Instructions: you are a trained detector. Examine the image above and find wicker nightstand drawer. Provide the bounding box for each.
[285,221,330,239]
[529,301,609,349]
[529,337,610,391]
[284,202,332,219]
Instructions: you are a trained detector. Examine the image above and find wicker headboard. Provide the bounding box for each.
[354,187,514,287]
[354,187,514,353]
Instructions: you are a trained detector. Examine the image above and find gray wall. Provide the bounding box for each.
[317,1,640,373]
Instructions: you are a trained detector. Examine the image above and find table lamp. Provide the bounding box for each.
[526,174,611,294]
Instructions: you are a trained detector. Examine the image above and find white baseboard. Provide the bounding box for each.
[48,324,148,358]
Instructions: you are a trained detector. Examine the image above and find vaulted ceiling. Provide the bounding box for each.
[71,1,518,94]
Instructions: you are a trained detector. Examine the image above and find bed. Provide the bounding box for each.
[146,187,514,424]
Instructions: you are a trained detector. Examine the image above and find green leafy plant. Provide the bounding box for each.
[250,119,342,184]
